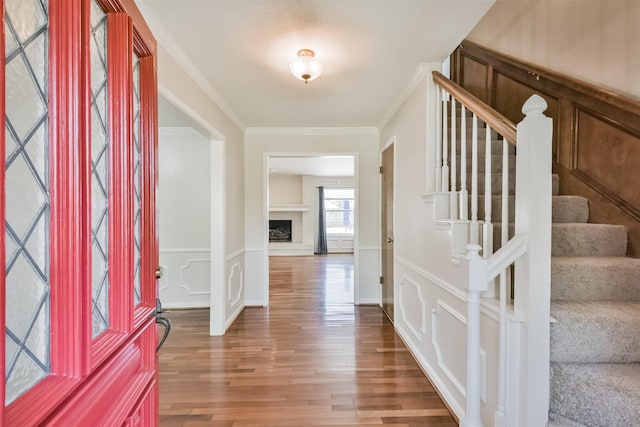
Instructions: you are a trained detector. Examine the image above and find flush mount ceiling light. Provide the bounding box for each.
[289,49,323,83]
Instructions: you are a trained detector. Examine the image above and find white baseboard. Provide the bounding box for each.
[357,298,380,305]
[162,301,210,309]
[395,323,464,420]
[244,299,266,307]
[225,304,245,330]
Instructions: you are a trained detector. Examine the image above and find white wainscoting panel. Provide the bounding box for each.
[225,251,245,329]
[398,275,427,340]
[180,259,211,295]
[394,256,501,423]
[431,299,467,396]
[160,248,210,308]
[327,236,354,253]
[356,247,380,305]
[243,248,266,306]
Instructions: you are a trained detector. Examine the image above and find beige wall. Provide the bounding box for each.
[244,130,380,305]
[157,44,245,255]
[468,0,640,98]
[269,175,303,205]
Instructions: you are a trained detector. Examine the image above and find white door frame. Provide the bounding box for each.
[157,88,227,336]
[379,136,396,309]
[262,152,360,306]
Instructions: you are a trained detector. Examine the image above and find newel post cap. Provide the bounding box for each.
[522,94,548,117]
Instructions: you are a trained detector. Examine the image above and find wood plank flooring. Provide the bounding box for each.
[159,255,457,427]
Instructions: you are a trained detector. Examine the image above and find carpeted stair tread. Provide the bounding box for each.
[456,153,516,173]
[551,257,640,301]
[550,362,640,427]
[552,223,627,257]
[474,195,587,224]
[548,412,587,427]
[462,172,515,195]
[550,301,640,363]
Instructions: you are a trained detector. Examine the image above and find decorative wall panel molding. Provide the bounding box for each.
[396,256,466,301]
[227,262,244,307]
[432,299,467,396]
[159,266,170,293]
[398,275,427,341]
[179,258,211,296]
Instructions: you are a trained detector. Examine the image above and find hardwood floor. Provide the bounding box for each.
[159,255,457,427]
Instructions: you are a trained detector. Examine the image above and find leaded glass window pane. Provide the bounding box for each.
[90,0,109,338]
[133,53,142,306]
[4,0,50,405]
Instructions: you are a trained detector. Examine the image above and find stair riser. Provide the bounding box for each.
[455,154,516,174]
[552,258,640,301]
[551,303,640,363]
[552,224,627,257]
[475,195,588,224]
[550,363,640,427]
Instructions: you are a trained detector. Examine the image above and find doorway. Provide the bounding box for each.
[266,155,356,305]
[380,141,395,322]
[156,94,226,335]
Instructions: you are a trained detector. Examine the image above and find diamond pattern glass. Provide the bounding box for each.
[90,0,109,338]
[4,0,50,405]
[133,53,142,306]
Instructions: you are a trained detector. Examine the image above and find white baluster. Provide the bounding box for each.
[502,138,509,251]
[496,139,509,427]
[450,98,458,219]
[442,90,449,195]
[502,138,511,302]
[483,125,493,257]
[435,85,443,192]
[459,105,468,220]
[470,114,479,245]
[463,244,488,427]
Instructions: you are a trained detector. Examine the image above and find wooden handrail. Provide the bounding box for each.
[432,71,517,145]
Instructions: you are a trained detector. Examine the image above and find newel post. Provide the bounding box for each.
[514,94,553,426]
[462,244,488,427]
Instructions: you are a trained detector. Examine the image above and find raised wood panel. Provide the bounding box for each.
[452,40,640,258]
[460,53,489,103]
[493,72,559,160]
[572,107,640,219]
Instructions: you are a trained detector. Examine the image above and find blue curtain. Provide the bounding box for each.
[316,186,328,255]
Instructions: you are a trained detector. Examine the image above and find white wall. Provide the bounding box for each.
[158,128,211,308]
[468,0,640,99]
[380,66,501,424]
[244,130,379,306]
[157,43,245,334]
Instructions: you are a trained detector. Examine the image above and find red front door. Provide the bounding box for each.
[0,0,159,425]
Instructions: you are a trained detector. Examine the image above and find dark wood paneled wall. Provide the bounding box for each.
[451,41,640,257]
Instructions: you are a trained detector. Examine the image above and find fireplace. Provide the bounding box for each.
[269,220,292,242]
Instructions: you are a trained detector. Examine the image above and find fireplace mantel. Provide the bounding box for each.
[269,204,309,212]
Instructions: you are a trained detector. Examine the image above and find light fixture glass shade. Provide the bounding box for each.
[289,49,323,83]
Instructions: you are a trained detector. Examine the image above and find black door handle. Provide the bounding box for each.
[151,299,171,353]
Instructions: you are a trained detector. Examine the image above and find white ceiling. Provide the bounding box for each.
[138,0,495,129]
[269,156,354,177]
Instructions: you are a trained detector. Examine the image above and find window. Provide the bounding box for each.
[324,188,354,236]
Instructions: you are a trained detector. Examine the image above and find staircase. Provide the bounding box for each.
[548,178,640,426]
[471,133,640,426]
[434,71,639,424]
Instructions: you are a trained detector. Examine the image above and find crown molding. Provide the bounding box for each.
[377,62,432,130]
[137,3,246,132]
[245,127,379,136]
